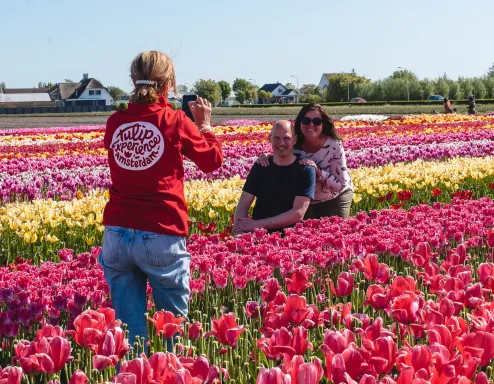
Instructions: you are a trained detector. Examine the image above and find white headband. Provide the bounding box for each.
[135,80,156,85]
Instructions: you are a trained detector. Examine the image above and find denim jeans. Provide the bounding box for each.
[98,225,191,346]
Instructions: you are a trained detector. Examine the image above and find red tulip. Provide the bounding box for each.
[367,336,396,374]
[391,276,417,296]
[456,331,494,366]
[68,308,120,348]
[391,292,420,324]
[474,372,491,384]
[179,355,219,383]
[411,242,431,267]
[69,370,88,384]
[148,352,181,382]
[148,311,185,338]
[114,373,137,384]
[286,270,312,294]
[321,329,355,355]
[354,254,390,283]
[119,357,152,384]
[188,321,202,340]
[284,295,310,325]
[205,313,245,348]
[365,285,392,311]
[257,327,295,361]
[478,263,494,289]
[261,278,281,302]
[396,345,432,374]
[330,272,355,297]
[283,355,323,384]
[256,367,291,384]
[34,336,73,374]
[359,375,376,384]
[488,229,494,248]
[0,366,23,384]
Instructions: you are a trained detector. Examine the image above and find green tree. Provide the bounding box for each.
[472,78,487,99]
[299,84,321,102]
[484,77,494,98]
[218,81,232,103]
[284,82,296,91]
[37,82,54,89]
[177,84,189,94]
[325,73,369,101]
[232,78,255,104]
[63,79,75,83]
[487,62,494,78]
[434,77,450,98]
[306,94,322,104]
[458,77,474,98]
[448,82,462,100]
[193,79,221,106]
[107,86,126,101]
[419,79,435,100]
[390,69,418,82]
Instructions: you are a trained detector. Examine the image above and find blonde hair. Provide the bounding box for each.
[130,51,177,104]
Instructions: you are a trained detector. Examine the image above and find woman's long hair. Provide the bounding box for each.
[294,104,341,149]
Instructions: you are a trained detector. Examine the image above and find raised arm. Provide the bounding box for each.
[180,98,223,173]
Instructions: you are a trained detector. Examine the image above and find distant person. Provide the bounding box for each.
[468,95,476,114]
[100,51,223,345]
[443,97,454,114]
[257,104,354,220]
[234,120,315,235]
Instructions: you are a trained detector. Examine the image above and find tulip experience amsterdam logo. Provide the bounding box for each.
[110,121,164,171]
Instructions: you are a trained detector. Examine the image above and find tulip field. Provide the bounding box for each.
[1,114,494,383]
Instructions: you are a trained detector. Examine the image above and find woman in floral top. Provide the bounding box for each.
[258,104,354,219]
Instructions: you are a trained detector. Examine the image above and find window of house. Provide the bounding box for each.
[89,90,94,95]
[95,90,101,95]
[278,88,282,93]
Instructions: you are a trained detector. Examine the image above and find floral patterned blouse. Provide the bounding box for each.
[293,137,354,203]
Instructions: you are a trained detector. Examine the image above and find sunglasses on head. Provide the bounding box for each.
[301,117,323,126]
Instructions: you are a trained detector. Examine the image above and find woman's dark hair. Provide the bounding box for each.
[294,104,341,149]
[443,97,449,103]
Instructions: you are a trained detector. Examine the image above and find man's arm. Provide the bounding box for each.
[234,192,255,234]
[257,196,311,229]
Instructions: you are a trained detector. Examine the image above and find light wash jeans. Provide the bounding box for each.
[98,225,191,346]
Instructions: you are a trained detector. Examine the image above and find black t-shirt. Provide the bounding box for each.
[242,157,315,231]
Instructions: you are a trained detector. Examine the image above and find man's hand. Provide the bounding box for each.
[234,218,261,234]
[299,158,321,180]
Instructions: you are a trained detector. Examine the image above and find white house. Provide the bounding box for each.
[318,73,353,89]
[50,74,114,106]
[258,83,298,104]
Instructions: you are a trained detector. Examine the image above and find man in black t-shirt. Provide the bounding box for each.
[234,120,316,235]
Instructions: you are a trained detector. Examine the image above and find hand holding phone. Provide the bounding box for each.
[188,97,212,132]
[181,94,198,121]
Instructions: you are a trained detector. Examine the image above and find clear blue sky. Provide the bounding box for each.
[1,0,493,92]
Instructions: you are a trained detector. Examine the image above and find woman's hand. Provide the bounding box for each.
[257,153,272,167]
[189,97,212,132]
[299,158,322,180]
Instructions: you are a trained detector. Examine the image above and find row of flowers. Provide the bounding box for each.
[1,197,494,382]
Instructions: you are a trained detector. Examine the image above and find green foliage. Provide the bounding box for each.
[38,82,54,89]
[472,78,487,99]
[118,102,128,111]
[218,81,231,102]
[193,79,221,106]
[487,62,494,78]
[284,82,296,91]
[177,84,189,94]
[325,73,370,102]
[232,78,256,104]
[107,86,126,101]
[306,94,322,104]
[63,79,75,83]
[299,84,321,102]
[390,69,418,81]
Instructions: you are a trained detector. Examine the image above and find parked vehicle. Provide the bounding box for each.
[427,95,444,101]
[351,97,366,103]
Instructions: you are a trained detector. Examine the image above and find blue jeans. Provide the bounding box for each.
[98,226,191,346]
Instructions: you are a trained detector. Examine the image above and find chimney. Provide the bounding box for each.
[83,73,89,81]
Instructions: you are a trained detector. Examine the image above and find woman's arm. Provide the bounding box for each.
[318,140,352,194]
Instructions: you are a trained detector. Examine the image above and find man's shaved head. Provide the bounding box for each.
[269,120,297,160]
[271,120,295,135]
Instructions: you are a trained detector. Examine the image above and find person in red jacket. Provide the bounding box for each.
[99,50,223,346]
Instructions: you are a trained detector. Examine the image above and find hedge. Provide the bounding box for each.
[231,99,494,108]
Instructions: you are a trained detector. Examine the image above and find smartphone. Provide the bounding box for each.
[181,94,198,121]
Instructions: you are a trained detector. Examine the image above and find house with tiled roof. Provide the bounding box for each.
[257,82,298,104]
[49,74,114,106]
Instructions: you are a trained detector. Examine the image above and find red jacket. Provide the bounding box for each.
[103,97,223,236]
